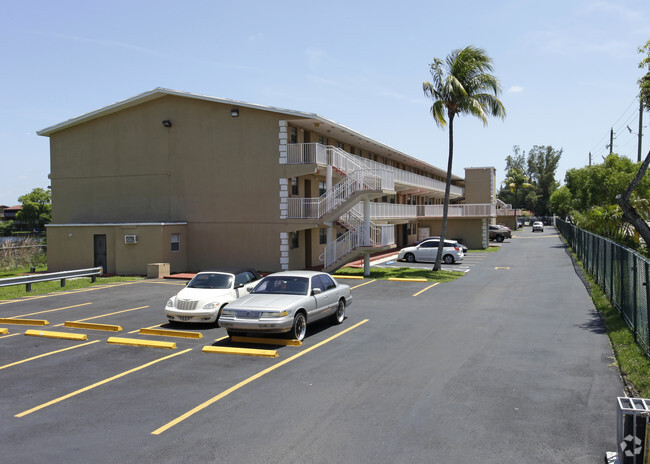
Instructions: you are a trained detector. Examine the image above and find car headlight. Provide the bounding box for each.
[202,302,219,310]
[220,309,236,317]
[166,298,174,308]
[260,310,289,318]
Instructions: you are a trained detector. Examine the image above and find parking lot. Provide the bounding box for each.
[0,226,624,463]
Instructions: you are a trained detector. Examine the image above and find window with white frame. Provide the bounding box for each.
[171,233,180,252]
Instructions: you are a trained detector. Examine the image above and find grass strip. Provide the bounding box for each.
[565,248,650,397]
[334,267,464,283]
[0,267,144,301]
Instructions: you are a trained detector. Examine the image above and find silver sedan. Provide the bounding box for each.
[218,270,352,341]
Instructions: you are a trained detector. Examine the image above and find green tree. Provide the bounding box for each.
[639,39,650,110]
[0,220,16,236]
[504,168,532,226]
[423,45,506,270]
[565,154,650,211]
[16,187,51,232]
[549,185,572,219]
[526,145,561,216]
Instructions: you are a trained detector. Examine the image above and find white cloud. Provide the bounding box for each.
[507,86,524,94]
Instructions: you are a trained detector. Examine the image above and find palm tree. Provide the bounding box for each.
[423,46,506,271]
[504,168,532,228]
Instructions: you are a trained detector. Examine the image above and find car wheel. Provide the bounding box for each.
[496,235,504,242]
[443,254,454,264]
[289,312,307,341]
[405,253,416,263]
[331,299,345,325]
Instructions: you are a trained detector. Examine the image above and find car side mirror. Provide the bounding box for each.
[245,285,255,292]
[312,288,322,295]
[235,283,244,289]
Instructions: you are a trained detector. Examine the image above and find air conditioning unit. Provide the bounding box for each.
[124,234,138,244]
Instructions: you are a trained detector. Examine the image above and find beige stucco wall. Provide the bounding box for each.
[463,167,496,204]
[46,223,187,274]
[46,95,316,274]
[416,218,487,250]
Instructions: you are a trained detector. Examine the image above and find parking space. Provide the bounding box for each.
[0,232,624,463]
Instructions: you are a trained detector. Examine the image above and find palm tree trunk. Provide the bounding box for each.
[434,114,454,271]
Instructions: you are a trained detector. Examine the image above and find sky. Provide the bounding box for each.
[1,0,649,206]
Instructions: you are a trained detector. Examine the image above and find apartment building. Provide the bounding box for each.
[38,88,500,275]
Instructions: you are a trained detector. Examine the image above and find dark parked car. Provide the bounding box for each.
[489,225,510,242]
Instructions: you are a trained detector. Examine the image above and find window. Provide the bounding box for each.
[319,180,326,196]
[291,177,298,195]
[318,274,336,290]
[290,126,298,143]
[291,231,299,249]
[171,233,180,251]
[311,276,324,293]
[235,271,257,287]
[319,228,327,245]
[318,136,328,145]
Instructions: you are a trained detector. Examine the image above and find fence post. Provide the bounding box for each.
[610,242,615,303]
[633,258,638,342]
[646,261,650,349]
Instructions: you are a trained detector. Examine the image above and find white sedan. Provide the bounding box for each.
[218,270,351,341]
[398,239,464,264]
[165,267,260,324]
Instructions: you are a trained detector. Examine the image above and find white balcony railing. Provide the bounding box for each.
[422,204,496,218]
[287,143,464,197]
[348,203,495,220]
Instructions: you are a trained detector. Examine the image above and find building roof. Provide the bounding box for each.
[37,87,462,181]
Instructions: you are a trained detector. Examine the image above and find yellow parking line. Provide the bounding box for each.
[15,348,192,417]
[9,302,92,319]
[413,282,440,297]
[151,319,370,435]
[52,306,149,328]
[389,277,428,282]
[351,280,376,290]
[0,340,101,371]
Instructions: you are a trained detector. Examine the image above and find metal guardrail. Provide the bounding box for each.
[0,267,103,292]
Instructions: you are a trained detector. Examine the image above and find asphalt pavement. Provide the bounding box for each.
[0,225,624,463]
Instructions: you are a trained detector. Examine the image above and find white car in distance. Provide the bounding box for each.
[165,267,260,324]
[398,239,464,264]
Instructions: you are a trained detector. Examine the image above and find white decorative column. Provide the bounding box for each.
[280,232,289,271]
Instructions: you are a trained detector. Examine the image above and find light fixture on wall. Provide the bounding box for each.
[162,120,172,127]
[231,109,239,117]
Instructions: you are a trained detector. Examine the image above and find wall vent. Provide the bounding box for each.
[124,234,138,244]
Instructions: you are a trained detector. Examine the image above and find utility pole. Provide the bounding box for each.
[610,128,614,155]
[639,98,644,162]
[589,152,592,166]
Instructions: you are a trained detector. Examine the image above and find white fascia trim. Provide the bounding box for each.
[37,87,323,137]
[46,222,188,227]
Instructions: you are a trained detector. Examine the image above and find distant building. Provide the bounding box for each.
[38,88,501,274]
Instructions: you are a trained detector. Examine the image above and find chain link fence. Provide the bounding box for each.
[556,218,650,357]
[0,236,47,272]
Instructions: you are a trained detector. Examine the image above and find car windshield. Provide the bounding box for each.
[252,276,309,295]
[187,273,233,289]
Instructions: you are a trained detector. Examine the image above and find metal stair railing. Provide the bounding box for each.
[320,219,395,270]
